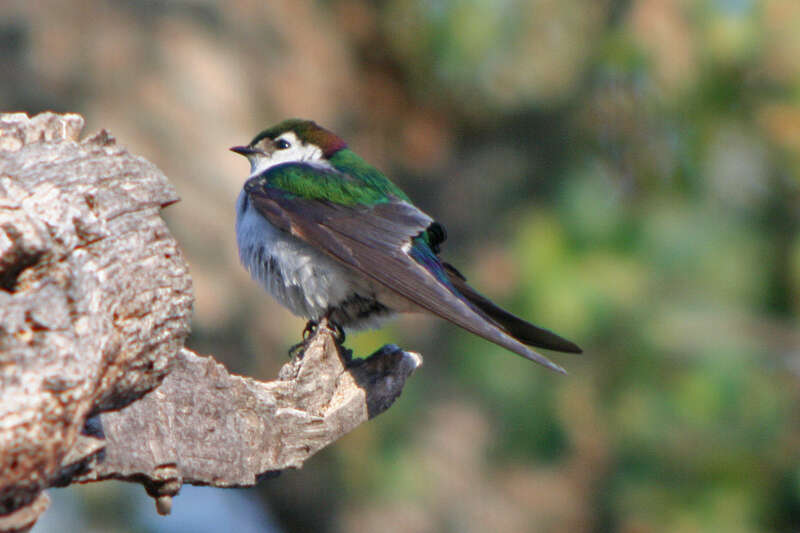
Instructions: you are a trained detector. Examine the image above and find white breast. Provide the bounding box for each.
[235,190,364,320]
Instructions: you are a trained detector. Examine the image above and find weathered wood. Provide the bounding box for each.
[74,332,420,511]
[0,113,421,531]
[0,112,193,527]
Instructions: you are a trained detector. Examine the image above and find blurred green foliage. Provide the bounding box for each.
[342,1,800,531]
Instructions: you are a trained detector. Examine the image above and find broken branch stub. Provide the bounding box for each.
[74,324,421,510]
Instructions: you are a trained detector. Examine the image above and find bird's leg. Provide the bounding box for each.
[288,319,318,358]
[314,311,349,359]
[320,311,346,344]
[331,322,346,345]
[302,320,319,340]
[322,316,351,361]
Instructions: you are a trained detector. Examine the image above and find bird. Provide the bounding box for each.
[231,119,581,373]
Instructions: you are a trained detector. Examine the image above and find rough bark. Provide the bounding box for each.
[0,113,421,532]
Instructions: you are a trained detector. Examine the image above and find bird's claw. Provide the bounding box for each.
[330,322,346,345]
[287,340,306,359]
[287,320,319,358]
[302,320,318,340]
[287,319,346,359]
[327,321,350,360]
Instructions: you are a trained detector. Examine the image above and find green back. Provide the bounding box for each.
[267,149,410,206]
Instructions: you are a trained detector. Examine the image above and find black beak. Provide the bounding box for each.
[230,145,257,156]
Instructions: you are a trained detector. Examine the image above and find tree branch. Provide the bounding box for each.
[0,112,421,532]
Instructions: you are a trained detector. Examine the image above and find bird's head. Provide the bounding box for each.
[231,119,347,176]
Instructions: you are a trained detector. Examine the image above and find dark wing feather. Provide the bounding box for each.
[244,171,567,373]
[442,264,582,353]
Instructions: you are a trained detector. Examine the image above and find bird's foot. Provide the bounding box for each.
[319,312,346,344]
[326,321,350,360]
[287,320,319,358]
[288,318,347,359]
[321,320,351,362]
[302,320,319,340]
[287,341,305,359]
[330,322,346,345]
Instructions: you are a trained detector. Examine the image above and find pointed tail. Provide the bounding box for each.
[443,263,582,354]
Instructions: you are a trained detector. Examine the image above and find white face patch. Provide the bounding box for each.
[248,132,327,177]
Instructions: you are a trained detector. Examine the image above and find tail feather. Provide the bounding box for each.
[443,263,582,354]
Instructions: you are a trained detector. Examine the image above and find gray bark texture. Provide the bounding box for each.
[0,112,421,532]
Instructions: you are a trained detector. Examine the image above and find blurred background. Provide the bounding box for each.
[3,0,800,531]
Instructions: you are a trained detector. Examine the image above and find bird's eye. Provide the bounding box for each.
[275,139,291,150]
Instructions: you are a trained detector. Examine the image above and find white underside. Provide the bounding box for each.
[235,190,398,329]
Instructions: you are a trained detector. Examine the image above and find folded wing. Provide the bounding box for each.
[244,165,569,373]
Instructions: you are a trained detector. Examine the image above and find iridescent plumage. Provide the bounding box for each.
[233,119,581,372]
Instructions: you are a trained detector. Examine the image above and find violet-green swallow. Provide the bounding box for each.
[231,119,581,373]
